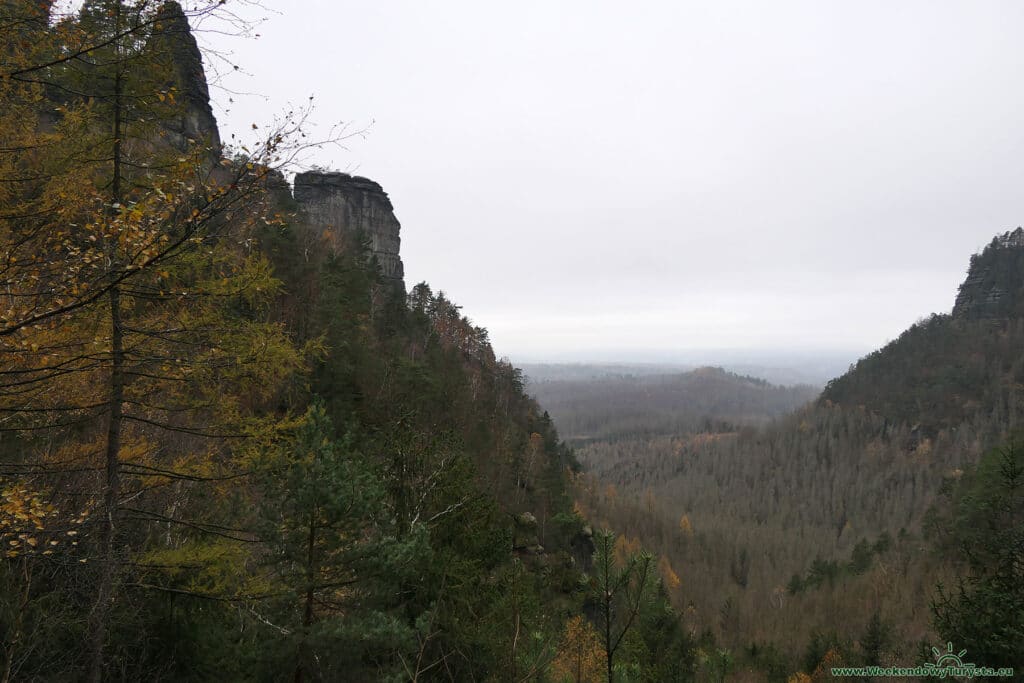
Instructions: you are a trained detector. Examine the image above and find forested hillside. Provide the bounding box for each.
[570,232,1024,679]
[822,230,1024,433]
[528,367,818,441]
[0,3,698,680]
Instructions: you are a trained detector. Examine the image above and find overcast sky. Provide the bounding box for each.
[203,0,1024,364]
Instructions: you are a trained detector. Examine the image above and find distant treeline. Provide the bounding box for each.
[528,367,819,440]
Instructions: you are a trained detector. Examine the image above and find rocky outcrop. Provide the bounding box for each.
[146,4,404,286]
[149,1,221,152]
[511,511,540,550]
[953,227,1024,319]
[293,172,405,287]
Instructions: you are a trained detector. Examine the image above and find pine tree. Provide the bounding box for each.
[930,441,1024,670]
[859,609,889,667]
[590,529,654,682]
[253,401,418,681]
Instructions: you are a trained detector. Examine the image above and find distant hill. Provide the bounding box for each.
[527,366,819,441]
[819,313,1024,433]
[520,362,695,383]
[521,351,854,387]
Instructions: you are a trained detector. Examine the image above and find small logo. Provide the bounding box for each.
[830,640,1012,678]
[924,642,976,674]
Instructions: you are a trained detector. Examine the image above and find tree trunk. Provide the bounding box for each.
[294,508,317,683]
[604,585,613,682]
[87,9,125,677]
[87,281,124,683]
[2,560,32,683]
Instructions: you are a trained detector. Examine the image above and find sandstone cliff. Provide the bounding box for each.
[953,227,1024,319]
[293,171,405,287]
[148,1,222,152]
[148,3,405,289]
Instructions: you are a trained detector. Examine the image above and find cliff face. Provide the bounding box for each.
[149,1,221,152]
[953,227,1024,319]
[148,3,405,288]
[293,172,405,287]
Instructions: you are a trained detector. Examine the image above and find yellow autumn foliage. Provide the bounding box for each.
[613,534,642,565]
[549,615,604,683]
[658,555,681,590]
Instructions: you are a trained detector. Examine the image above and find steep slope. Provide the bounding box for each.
[822,228,1024,434]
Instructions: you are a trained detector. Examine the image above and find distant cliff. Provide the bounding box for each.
[953,227,1024,319]
[293,172,405,287]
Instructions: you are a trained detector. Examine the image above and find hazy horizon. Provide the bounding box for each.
[185,0,1024,361]
[514,346,861,386]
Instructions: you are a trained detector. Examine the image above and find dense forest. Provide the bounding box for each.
[0,3,701,680]
[527,367,818,442]
[570,234,1024,679]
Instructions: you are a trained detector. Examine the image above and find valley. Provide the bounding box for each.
[2,2,1022,681]
[535,231,1024,678]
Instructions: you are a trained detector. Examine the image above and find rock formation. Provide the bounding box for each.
[148,1,221,152]
[293,172,405,287]
[39,2,404,287]
[144,3,405,288]
[953,227,1024,319]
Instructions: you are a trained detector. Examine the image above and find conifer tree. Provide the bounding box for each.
[930,441,1024,670]
[590,529,654,682]
[254,401,419,681]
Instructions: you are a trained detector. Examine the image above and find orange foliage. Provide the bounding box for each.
[658,555,681,591]
[613,535,642,565]
[811,648,843,681]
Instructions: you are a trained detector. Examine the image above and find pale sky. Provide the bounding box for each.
[199,0,1024,364]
